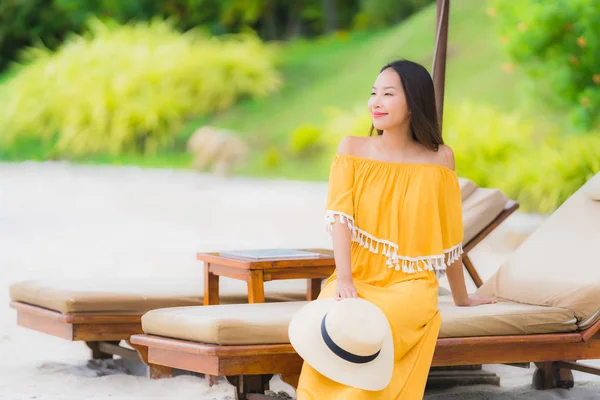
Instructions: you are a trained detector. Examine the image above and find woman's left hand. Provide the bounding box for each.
[460,295,497,307]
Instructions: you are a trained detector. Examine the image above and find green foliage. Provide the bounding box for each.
[0,0,365,71]
[355,0,434,29]
[264,146,282,168]
[446,102,600,212]
[498,134,600,214]
[0,0,78,70]
[288,124,322,156]
[0,19,281,157]
[443,102,535,188]
[493,0,600,130]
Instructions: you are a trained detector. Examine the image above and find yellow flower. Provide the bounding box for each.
[577,37,586,47]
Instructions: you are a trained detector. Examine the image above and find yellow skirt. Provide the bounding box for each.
[295,278,440,400]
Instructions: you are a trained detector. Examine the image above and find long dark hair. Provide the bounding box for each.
[369,59,443,151]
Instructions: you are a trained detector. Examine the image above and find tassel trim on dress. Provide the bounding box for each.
[325,210,462,278]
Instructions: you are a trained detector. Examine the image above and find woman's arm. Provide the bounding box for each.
[438,145,496,307]
[331,215,357,299]
[331,137,358,300]
[446,256,496,306]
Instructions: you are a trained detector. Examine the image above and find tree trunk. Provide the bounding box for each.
[322,0,338,33]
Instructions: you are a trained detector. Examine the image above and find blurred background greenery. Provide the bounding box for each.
[0,0,598,214]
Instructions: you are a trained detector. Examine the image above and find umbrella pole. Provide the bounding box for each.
[432,0,450,129]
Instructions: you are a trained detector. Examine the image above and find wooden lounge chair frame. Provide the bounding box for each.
[8,201,519,381]
[130,317,600,400]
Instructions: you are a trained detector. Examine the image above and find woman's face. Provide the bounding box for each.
[368,68,410,131]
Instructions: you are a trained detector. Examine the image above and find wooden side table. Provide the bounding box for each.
[196,249,335,305]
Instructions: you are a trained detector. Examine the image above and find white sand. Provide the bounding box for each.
[2,161,599,399]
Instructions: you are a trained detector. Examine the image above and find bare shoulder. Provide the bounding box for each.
[336,136,375,157]
[436,144,455,170]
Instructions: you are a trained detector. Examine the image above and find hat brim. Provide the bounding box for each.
[288,298,394,391]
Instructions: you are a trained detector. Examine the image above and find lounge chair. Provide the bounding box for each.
[8,279,306,376]
[129,173,600,399]
[8,177,515,373]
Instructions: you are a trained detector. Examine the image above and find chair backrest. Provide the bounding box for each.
[458,177,509,244]
[477,173,600,328]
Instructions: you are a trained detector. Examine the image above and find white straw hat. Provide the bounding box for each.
[288,297,394,391]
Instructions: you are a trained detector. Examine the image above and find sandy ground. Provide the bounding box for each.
[2,161,599,400]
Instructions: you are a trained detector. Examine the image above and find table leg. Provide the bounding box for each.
[204,262,220,305]
[307,278,322,301]
[247,270,265,303]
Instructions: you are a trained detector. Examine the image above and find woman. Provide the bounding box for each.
[295,60,496,399]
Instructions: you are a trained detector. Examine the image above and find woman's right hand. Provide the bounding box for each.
[335,277,358,300]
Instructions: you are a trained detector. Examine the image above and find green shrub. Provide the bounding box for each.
[289,124,322,156]
[493,0,600,130]
[498,134,600,214]
[443,101,535,188]
[264,146,281,168]
[0,18,281,156]
[445,102,600,212]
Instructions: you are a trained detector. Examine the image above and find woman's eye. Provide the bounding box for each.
[385,93,392,96]
[370,92,375,96]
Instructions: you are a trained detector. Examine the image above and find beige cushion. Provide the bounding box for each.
[142,301,307,345]
[9,279,306,315]
[437,296,576,337]
[459,177,477,201]
[476,173,600,324]
[462,187,508,244]
[141,296,577,345]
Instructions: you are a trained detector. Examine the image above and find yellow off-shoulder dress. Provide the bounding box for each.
[296,153,464,400]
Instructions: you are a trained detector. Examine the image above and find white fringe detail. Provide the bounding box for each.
[325,210,462,278]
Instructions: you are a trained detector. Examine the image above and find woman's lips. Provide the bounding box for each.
[372,112,387,118]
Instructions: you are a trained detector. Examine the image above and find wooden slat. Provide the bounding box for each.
[432,339,600,366]
[204,262,220,306]
[148,347,219,375]
[97,342,141,361]
[73,323,143,341]
[11,301,143,324]
[196,249,334,270]
[209,264,250,280]
[463,201,519,253]
[462,255,483,288]
[555,361,600,376]
[248,270,265,303]
[219,353,303,375]
[436,332,582,347]
[581,319,600,342]
[69,314,141,324]
[264,267,334,281]
[307,279,322,301]
[10,301,145,341]
[10,302,73,323]
[15,305,74,340]
[130,335,295,357]
[147,344,302,376]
